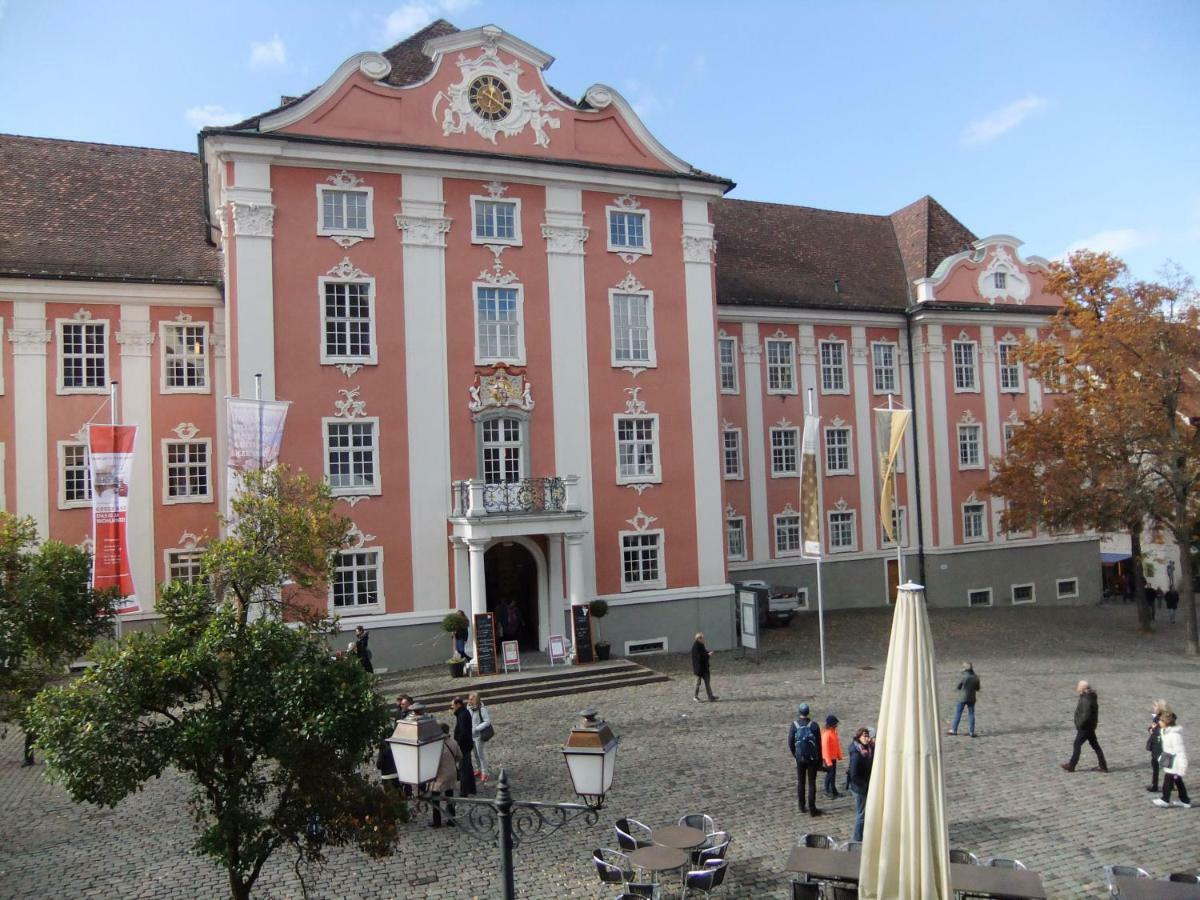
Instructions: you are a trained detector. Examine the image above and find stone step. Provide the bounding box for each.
[376,657,648,694]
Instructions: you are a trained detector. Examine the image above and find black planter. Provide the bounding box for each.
[595,641,611,661]
[449,661,466,678]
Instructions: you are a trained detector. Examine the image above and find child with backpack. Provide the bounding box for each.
[787,703,824,817]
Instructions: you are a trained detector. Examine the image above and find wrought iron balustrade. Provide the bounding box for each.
[451,476,573,517]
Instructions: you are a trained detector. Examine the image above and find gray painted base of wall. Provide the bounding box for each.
[335,621,450,673]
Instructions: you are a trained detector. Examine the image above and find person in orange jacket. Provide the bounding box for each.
[822,714,845,799]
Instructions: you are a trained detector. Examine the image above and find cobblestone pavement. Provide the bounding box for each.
[2,602,1199,899]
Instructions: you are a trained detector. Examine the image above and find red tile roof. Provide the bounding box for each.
[889,195,977,285]
[0,134,221,284]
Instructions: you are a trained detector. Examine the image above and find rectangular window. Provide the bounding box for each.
[953,341,978,391]
[322,281,376,364]
[824,427,852,475]
[476,286,523,363]
[162,322,209,392]
[872,342,897,394]
[615,416,660,483]
[325,420,380,495]
[610,292,655,366]
[968,588,993,607]
[718,337,738,393]
[958,424,983,469]
[994,272,1007,290]
[770,427,799,476]
[320,189,370,233]
[332,549,382,609]
[820,341,848,393]
[726,517,746,561]
[998,343,1022,392]
[1011,583,1036,605]
[829,510,856,552]
[1057,578,1079,599]
[765,338,796,394]
[60,321,108,391]
[164,440,212,503]
[1003,422,1017,454]
[166,550,204,585]
[774,514,801,555]
[881,506,906,547]
[962,502,987,542]
[608,210,649,251]
[620,531,664,590]
[722,428,743,480]
[59,442,92,508]
[472,199,519,243]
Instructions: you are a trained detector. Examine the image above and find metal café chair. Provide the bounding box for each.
[692,831,731,866]
[1162,873,1200,883]
[1103,864,1151,895]
[682,859,728,897]
[679,813,717,836]
[984,857,1028,871]
[594,848,633,887]
[949,848,981,865]
[838,840,863,853]
[800,833,838,850]
[829,887,859,900]
[615,817,655,852]
[790,883,821,900]
[623,882,662,899]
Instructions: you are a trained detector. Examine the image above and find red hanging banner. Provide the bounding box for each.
[88,424,139,613]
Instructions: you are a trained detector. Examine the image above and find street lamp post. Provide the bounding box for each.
[561,708,619,809]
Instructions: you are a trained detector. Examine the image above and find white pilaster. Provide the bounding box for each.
[740,323,769,561]
[117,306,156,613]
[911,327,935,555]
[565,532,585,609]
[9,302,50,536]
[450,536,470,615]
[398,173,453,613]
[228,159,276,400]
[898,329,918,551]
[680,197,725,585]
[466,537,488,619]
[925,324,953,547]
[980,326,1003,538]
[548,533,566,636]
[1025,326,1042,413]
[543,186,596,597]
[211,307,228,530]
[851,326,877,553]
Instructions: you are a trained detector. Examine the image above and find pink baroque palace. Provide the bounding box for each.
[0,21,1098,669]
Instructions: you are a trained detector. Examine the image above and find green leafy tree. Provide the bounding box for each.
[0,512,117,760]
[30,468,406,900]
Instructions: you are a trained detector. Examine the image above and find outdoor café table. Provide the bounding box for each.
[1112,877,1200,900]
[785,846,1048,899]
[653,825,708,851]
[631,844,688,886]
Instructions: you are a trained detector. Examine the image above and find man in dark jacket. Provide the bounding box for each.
[354,626,374,673]
[1062,680,1108,772]
[691,632,718,702]
[451,696,477,796]
[788,703,823,817]
[1165,587,1180,624]
[947,662,981,737]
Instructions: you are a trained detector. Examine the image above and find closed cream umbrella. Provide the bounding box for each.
[858,582,952,900]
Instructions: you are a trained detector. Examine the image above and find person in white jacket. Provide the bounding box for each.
[467,692,493,783]
[1152,711,1190,809]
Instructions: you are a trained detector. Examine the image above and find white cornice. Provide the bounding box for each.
[259,53,393,132]
[908,309,1053,328]
[424,24,555,69]
[0,279,221,306]
[578,84,693,175]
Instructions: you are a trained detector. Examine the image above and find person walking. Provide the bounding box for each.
[1165,587,1180,625]
[467,692,493,783]
[1062,680,1108,772]
[430,722,461,827]
[454,619,471,660]
[1146,700,1170,793]
[822,715,844,799]
[847,727,874,842]
[691,633,718,702]
[1152,711,1191,809]
[788,703,823,817]
[948,662,981,737]
[451,696,477,797]
[353,625,374,673]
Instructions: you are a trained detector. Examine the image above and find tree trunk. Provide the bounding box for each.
[1176,528,1199,656]
[229,870,251,900]
[1131,528,1152,633]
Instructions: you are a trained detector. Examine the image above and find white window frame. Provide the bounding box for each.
[773,512,802,557]
[159,320,211,393]
[330,546,385,614]
[1056,578,1079,600]
[993,272,1007,290]
[613,413,662,485]
[608,288,657,368]
[57,441,93,509]
[319,275,379,366]
[56,318,110,395]
[967,588,994,608]
[1002,422,1018,455]
[316,183,374,239]
[726,516,747,562]
[470,194,523,246]
[718,336,739,394]
[1011,583,1036,605]
[619,529,666,591]
[474,282,526,366]
[606,205,652,255]
[765,337,797,395]
[952,340,979,393]
[323,417,382,497]
[828,509,858,553]
[823,426,854,476]
[769,426,800,478]
[819,340,850,395]
[957,423,984,470]
[962,500,988,543]
[163,548,205,585]
[998,342,1023,393]
[161,437,214,505]
[880,505,907,548]
[722,427,743,480]
[871,341,898,395]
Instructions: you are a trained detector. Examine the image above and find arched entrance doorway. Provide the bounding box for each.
[485,541,539,650]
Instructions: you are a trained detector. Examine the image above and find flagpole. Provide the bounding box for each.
[808,388,827,686]
[254,373,264,471]
[110,380,122,644]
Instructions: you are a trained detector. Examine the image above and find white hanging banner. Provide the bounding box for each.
[226,398,290,510]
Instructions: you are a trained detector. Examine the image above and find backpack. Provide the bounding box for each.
[794,721,820,762]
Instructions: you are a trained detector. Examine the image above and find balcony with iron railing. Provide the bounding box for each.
[450,475,583,519]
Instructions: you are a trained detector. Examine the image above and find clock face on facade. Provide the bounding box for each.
[468,75,514,122]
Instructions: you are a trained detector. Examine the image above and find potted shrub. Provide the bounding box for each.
[442,611,469,676]
[447,655,467,678]
[589,599,611,661]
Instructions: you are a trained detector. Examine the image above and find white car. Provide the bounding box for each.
[738,580,803,626]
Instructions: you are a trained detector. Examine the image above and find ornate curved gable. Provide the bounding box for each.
[914,235,1060,308]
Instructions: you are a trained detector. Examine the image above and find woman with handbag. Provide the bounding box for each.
[1152,711,1190,809]
[468,692,494,783]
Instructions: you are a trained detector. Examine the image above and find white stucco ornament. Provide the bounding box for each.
[978,247,1031,305]
[432,44,563,147]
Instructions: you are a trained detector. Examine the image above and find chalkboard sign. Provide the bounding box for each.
[473,612,499,676]
[571,604,594,664]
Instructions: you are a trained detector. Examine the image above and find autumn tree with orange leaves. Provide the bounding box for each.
[988,251,1200,655]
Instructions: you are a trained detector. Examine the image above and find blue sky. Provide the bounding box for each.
[2,0,1197,280]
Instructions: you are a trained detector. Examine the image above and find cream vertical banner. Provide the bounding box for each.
[89,424,139,613]
[225,398,290,512]
[799,414,822,558]
[875,407,911,544]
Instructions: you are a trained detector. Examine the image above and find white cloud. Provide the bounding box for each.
[383,0,477,43]
[961,94,1048,147]
[185,105,246,129]
[249,35,286,69]
[1063,228,1151,257]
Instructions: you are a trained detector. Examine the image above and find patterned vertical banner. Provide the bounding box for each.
[89,424,140,613]
[875,408,912,544]
[226,398,290,511]
[800,414,822,558]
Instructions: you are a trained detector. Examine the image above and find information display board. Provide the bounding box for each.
[571,604,595,664]
[473,612,499,676]
[547,634,567,665]
[739,589,759,650]
[502,640,521,673]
